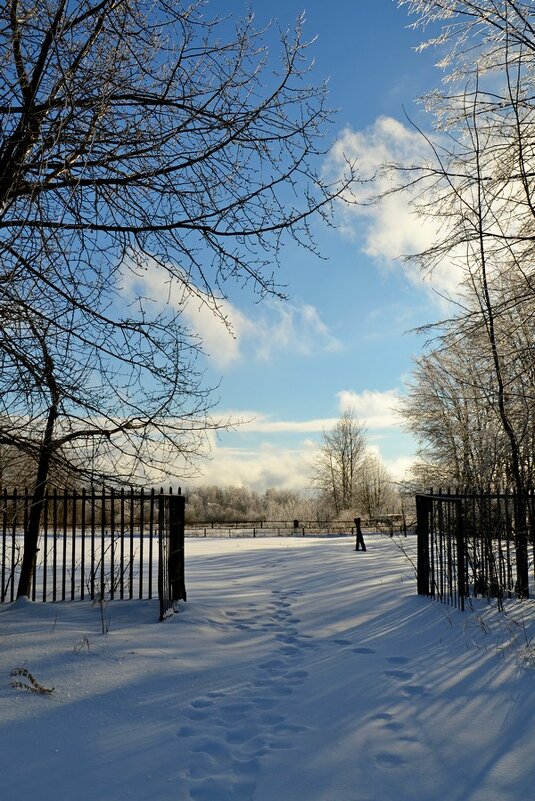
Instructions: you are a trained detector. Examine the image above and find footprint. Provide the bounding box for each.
[268,685,293,697]
[384,670,413,682]
[259,659,284,670]
[287,669,308,681]
[250,677,275,688]
[191,737,231,759]
[176,725,196,737]
[260,713,284,725]
[274,722,308,734]
[275,634,298,644]
[278,645,299,656]
[375,752,406,768]
[232,756,262,777]
[185,753,213,779]
[384,721,403,732]
[353,647,375,655]
[371,712,393,722]
[191,698,213,709]
[225,727,255,745]
[250,697,277,710]
[332,638,352,646]
[401,685,428,698]
[386,656,409,665]
[184,709,210,721]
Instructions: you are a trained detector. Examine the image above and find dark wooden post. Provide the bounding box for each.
[354,518,366,551]
[416,495,431,596]
[168,491,187,602]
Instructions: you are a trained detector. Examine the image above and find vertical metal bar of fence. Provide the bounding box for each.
[62,490,68,601]
[474,491,479,595]
[148,488,155,599]
[158,489,167,620]
[70,491,76,601]
[440,496,446,603]
[119,488,125,600]
[456,499,466,611]
[129,487,134,600]
[42,491,49,602]
[529,488,534,581]
[430,496,436,599]
[139,488,144,600]
[446,496,453,605]
[10,489,18,602]
[1,489,6,603]
[496,492,504,595]
[504,493,512,597]
[90,487,96,600]
[52,489,58,601]
[110,488,115,601]
[81,488,86,600]
[486,490,493,595]
[100,486,106,601]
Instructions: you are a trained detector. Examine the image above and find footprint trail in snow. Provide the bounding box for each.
[176,585,312,801]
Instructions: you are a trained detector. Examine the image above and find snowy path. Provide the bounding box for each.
[1,536,535,801]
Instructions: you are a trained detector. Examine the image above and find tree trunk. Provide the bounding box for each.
[16,402,57,599]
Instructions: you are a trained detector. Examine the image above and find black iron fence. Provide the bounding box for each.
[416,490,534,610]
[0,487,185,620]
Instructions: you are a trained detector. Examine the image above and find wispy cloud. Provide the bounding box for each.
[122,263,340,368]
[337,388,403,429]
[222,413,339,435]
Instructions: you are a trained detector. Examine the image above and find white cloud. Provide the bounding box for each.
[122,262,339,368]
[327,116,464,298]
[187,442,317,492]
[337,388,403,429]
[222,413,338,435]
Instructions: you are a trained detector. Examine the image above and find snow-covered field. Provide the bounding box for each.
[1,535,535,801]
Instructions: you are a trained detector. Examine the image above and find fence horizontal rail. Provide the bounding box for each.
[184,516,410,537]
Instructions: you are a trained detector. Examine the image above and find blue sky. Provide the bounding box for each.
[176,1,447,491]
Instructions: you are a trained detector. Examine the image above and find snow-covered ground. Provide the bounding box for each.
[1,535,535,801]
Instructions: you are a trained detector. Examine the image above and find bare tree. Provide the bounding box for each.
[357,453,398,519]
[0,0,357,597]
[310,411,367,515]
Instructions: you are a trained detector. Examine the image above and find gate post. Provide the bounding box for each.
[168,492,187,602]
[456,499,466,611]
[416,495,430,596]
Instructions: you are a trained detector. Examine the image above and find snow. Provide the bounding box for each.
[1,535,535,801]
